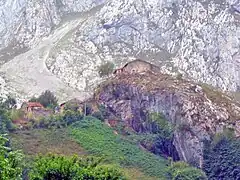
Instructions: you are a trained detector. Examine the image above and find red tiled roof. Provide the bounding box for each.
[26,102,44,108]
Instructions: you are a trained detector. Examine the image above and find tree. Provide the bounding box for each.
[0,108,14,133]
[203,133,240,180]
[0,135,24,180]
[98,61,115,77]
[36,90,58,108]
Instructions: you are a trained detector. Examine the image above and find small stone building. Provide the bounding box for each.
[59,98,83,113]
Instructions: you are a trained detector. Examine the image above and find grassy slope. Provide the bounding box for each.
[10,128,86,157]
[69,117,168,179]
[10,127,159,180]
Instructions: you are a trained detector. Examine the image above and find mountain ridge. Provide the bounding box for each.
[0,0,239,103]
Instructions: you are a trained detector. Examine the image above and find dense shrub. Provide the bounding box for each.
[62,110,83,125]
[0,135,24,180]
[38,90,58,108]
[165,161,207,180]
[0,96,17,132]
[98,61,115,77]
[29,154,126,180]
[64,102,79,112]
[30,110,83,129]
[203,132,240,180]
[0,108,15,133]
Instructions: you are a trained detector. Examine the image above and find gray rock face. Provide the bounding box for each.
[0,0,105,65]
[0,0,239,101]
[70,0,240,92]
[95,72,240,167]
[0,0,105,101]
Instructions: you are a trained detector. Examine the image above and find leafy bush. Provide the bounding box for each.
[203,132,240,180]
[92,111,104,121]
[0,108,15,133]
[29,154,126,180]
[0,135,24,180]
[165,161,207,180]
[0,96,18,132]
[69,117,168,178]
[98,61,115,77]
[9,109,24,121]
[62,110,83,126]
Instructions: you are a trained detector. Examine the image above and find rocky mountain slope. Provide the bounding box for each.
[0,0,105,104]
[0,0,239,102]
[94,71,240,168]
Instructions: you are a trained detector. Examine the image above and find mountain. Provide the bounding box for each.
[0,0,105,103]
[0,0,239,103]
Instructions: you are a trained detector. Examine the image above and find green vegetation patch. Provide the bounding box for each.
[10,128,86,157]
[69,116,168,178]
[166,161,207,180]
[29,154,126,180]
[0,135,24,180]
[203,129,240,180]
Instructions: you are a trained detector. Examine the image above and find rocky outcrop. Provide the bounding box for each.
[94,72,240,168]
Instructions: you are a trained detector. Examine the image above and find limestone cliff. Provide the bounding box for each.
[0,0,239,103]
[94,72,240,167]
